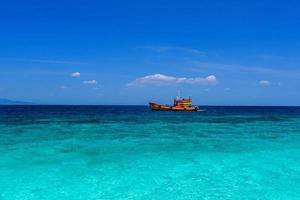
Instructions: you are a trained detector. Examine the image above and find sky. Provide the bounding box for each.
[0,0,300,105]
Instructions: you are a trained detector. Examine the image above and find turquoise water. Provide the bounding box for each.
[1,106,300,200]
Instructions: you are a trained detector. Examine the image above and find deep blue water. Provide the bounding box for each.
[1,106,300,199]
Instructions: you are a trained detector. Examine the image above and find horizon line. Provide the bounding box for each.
[1,104,300,107]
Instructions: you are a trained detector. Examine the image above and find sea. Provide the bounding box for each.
[0,105,300,200]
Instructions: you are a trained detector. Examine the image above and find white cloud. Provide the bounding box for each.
[60,85,67,89]
[128,74,217,86]
[185,61,300,78]
[139,46,206,56]
[71,72,81,77]
[21,59,86,65]
[256,54,285,60]
[259,80,270,86]
[83,80,97,85]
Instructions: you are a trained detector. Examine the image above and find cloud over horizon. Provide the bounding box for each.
[259,80,270,86]
[138,46,206,56]
[21,59,86,65]
[71,72,81,77]
[83,80,97,85]
[60,85,67,89]
[128,74,217,87]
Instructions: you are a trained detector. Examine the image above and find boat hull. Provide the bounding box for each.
[149,102,198,111]
[149,103,171,111]
[171,106,199,111]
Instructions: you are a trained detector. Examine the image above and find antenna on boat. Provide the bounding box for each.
[177,90,181,100]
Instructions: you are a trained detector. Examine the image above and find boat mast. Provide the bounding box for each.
[177,90,181,100]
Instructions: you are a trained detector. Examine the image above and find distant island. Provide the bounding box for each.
[0,98,35,105]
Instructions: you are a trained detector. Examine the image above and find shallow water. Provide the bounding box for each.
[1,106,300,199]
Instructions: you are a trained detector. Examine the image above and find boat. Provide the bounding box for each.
[149,97,199,111]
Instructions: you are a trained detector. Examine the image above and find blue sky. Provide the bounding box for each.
[0,0,300,105]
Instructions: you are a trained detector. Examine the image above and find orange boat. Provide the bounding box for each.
[149,97,199,111]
